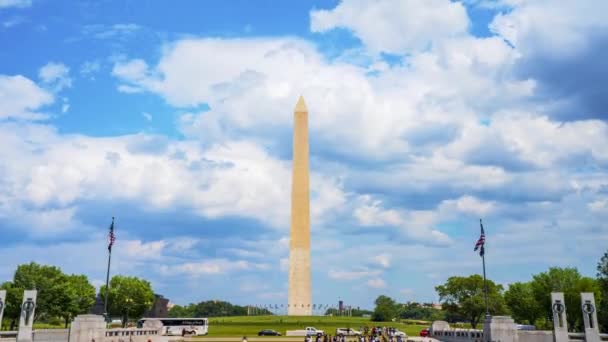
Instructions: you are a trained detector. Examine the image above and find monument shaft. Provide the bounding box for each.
[288,96,311,316]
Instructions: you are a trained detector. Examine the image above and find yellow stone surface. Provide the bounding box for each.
[288,96,312,316]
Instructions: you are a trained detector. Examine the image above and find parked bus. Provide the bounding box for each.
[137,318,209,336]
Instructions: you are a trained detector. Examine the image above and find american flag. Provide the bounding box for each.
[474,219,485,257]
[108,217,116,251]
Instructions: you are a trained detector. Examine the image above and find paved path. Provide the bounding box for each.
[184,337,441,342]
[186,338,309,342]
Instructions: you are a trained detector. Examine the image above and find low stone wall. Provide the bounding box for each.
[517,330,552,342]
[430,320,556,342]
[32,329,69,342]
[431,328,483,342]
[104,328,164,342]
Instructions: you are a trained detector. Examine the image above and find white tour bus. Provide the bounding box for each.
[137,318,209,336]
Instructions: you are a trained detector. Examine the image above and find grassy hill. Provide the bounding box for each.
[203,316,430,337]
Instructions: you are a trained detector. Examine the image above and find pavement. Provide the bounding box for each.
[183,337,441,342]
[185,338,310,342]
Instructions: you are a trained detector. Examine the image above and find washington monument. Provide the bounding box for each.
[288,96,312,316]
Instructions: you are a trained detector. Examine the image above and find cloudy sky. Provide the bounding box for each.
[1,0,607,309]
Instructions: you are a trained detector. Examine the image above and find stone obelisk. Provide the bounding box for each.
[288,96,311,316]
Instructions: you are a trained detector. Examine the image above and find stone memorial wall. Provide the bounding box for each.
[431,292,607,342]
[0,290,165,342]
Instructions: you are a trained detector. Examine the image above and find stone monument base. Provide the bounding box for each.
[483,316,518,342]
[70,315,106,342]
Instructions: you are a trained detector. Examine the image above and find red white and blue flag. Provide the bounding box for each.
[474,219,485,257]
[108,217,116,251]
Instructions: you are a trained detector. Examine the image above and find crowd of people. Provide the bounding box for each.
[303,326,406,342]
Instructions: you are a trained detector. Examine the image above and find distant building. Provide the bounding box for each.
[144,294,170,318]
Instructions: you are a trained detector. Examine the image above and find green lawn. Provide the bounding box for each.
[200,316,430,337]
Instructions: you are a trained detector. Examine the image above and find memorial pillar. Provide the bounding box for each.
[581,292,600,342]
[17,290,37,342]
[551,292,569,342]
[0,290,6,327]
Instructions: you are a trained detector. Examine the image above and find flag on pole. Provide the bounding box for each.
[474,219,485,257]
[108,217,116,251]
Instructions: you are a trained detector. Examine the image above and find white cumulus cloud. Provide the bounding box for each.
[0,75,53,120]
[39,62,72,91]
[310,0,469,54]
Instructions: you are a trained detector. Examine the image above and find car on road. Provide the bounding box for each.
[258,329,282,336]
[336,328,362,336]
[285,327,324,337]
[419,328,430,337]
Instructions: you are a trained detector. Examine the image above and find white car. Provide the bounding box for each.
[306,327,325,336]
[336,328,362,336]
[392,330,407,337]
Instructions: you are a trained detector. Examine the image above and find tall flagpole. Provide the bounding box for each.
[480,219,489,317]
[104,217,115,323]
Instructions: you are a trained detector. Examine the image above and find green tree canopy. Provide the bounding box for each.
[324,307,373,317]
[435,275,507,328]
[0,281,24,330]
[398,302,445,321]
[100,275,155,327]
[530,267,601,330]
[169,301,268,318]
[371,295,398,322]
[62,275,96,327]
[13,262,71,321]
[504,282,542,325]
[2,262,96,328]
[168,304,197,318]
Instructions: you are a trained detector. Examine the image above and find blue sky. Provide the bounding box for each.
[1,0,608,310]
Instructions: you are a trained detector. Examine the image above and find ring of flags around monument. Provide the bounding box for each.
[247,304,333,315]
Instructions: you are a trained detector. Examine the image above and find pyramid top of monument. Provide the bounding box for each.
[295,96,307,112]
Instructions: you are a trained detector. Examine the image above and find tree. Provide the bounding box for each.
[371,295,398,322]
[398,302,444,321]
[504,282,542,325]
[168,304,197,318]
[191,300,248,317]
[100,275,155,327]
[435,275,507,328]
[598,251,608,332]
[0,281,24,330]
[325,307,373,317]
[62,275,96,327]
[12,262,71,322]
[530,267,601,330]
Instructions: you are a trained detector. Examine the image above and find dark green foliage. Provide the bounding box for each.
[435,275,507,328]
[398,302,444,321]
[529,267,601,331]
[371,295,398,322]
[0,281,24,330]
[169,300,252,318]
[13,262,71,321]
[598,251,608,332]
[504,282,542,326]
[324,308,373,317]
[100,275,155,327]
[1,262,96,329]
[63,275,96,327]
